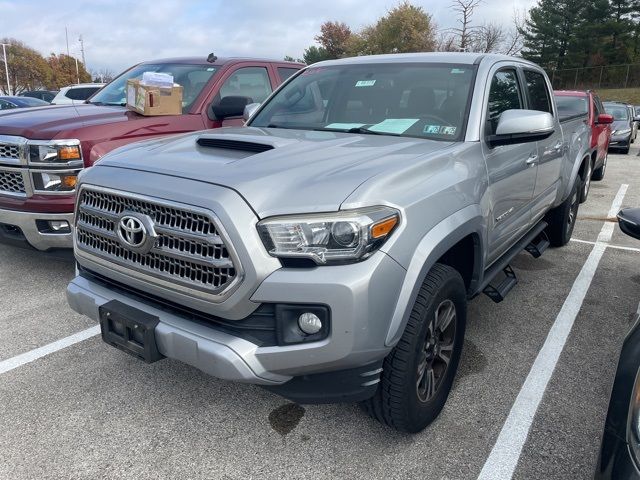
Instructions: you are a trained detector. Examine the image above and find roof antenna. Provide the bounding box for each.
[207,53,218,63]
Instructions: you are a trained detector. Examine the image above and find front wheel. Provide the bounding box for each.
[545,179,580,247]
[361,263,466,433]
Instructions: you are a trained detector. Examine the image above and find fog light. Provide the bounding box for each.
[298,312,322,335]
[49,220,70,232]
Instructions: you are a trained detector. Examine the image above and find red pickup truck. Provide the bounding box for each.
[554,90,613,203]
[0,56,303,251]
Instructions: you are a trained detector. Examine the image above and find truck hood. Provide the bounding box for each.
[96,127,455,217]
[0,103,148,139]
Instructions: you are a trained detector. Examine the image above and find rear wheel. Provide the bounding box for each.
[579,159,592,203]
[592,153,607,181]
[361,263,466,433]
[545,178,580,247]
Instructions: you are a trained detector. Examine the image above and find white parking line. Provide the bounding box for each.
[571,238,640,253]
[0,325,100,375]
[478,184,629,480]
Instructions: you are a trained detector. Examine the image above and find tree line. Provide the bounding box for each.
[520,0,640,71]
[286,1,524,65]
[0,38,113,95]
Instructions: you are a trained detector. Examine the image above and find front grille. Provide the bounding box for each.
[0,143,20,160]
[75,187,240,297]
[0,170,26,195]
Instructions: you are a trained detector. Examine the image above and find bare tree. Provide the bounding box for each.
[501,9,526,56]
[436,31,458,52]
[451,0,483,51]
[471,23,505,53]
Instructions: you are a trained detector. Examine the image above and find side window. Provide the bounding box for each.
[487,69,522,135]
[219,67,272,104]
[524,70,552,114]
[66,87,100,100]
[277,67,299,83]
[0,100,16,110]
[593,96,601,117]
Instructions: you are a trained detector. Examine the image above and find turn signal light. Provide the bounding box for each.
[371,216,398,239]
[61,175,78,189]
[58,146,81,160]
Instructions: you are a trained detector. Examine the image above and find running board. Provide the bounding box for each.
[525,231,550,258]
[480,221,548,303]
[483,265,517,303]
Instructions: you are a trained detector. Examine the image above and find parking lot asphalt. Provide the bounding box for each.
[1,145,640,479]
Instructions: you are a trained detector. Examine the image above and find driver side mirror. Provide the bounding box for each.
[618,208,640,240]
[487,110,555,148]
[634,115,640,123]
[243,102,260,121]
[209,95,253,120]
[597,113,614,125]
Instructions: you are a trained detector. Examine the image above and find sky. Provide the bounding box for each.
[0,0,537,75]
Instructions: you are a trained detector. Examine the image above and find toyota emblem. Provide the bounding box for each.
[117,215,148,250]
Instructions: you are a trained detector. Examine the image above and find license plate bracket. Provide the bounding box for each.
[98,300,164,363]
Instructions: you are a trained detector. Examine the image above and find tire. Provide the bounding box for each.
[545,178,580,247]
[360,263,466,433]
[579,158,592,203]
[592,153,607,181]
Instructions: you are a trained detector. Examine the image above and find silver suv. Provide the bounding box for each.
[67,53,591,432]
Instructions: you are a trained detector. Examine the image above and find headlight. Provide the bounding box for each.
[28,139,82,166]
[31,171,79,193]
[257,206,400,265]
[614,129,632,136]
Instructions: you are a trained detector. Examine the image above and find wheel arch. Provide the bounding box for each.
[384,204,484,347]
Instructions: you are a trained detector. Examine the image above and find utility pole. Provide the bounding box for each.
[1,43,10,96]
[78,34,85,67]
[74,57,79,84]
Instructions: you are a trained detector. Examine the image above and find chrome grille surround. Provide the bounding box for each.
[0,135,27,165]
[0,168,27,195]
[74,185,244,302]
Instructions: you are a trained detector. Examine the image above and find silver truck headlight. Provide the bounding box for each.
[257,206,400,265]
[28,139,82,166]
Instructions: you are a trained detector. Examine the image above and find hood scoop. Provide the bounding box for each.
[196,136,275,154]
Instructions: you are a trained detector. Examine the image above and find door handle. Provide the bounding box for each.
[526,154,538,166]
[553,142,563,151]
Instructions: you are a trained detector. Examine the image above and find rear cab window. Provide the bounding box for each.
[277,67,300,83]
[523,70,552,114]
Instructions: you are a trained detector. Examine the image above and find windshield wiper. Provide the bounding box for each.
[88,101,126,107]
[318,126,401,136]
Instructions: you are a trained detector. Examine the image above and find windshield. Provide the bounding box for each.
[554,95,588,116]
[605,104,629,120]
[89,63,218,112]
[250,63,476,141]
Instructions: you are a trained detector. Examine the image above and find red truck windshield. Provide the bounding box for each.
[88,63,218,112]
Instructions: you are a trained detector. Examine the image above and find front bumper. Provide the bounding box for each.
[0,207,73,250]
[67,250,406,392]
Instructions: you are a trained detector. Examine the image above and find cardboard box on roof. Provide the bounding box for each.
[126,79,183,116]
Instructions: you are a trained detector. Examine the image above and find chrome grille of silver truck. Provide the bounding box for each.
[75,187,240,296]
[0,170,26,195]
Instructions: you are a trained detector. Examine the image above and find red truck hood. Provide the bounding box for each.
[0,104,148,140]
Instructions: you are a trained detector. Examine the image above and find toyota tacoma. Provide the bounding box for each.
[67,53,592,432]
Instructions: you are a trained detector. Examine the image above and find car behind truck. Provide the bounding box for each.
[0,56,302,251]
[67,53,592,432]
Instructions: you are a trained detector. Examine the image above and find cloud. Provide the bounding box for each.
[1,0,536,74]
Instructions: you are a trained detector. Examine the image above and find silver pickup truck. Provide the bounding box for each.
[67,53,591,433]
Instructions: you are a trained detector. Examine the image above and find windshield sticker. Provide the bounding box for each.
[368,118,419,134]
[355,80,376,87]
[325,123,366,130]
[450,68,466,74]
[424,125,457,135]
